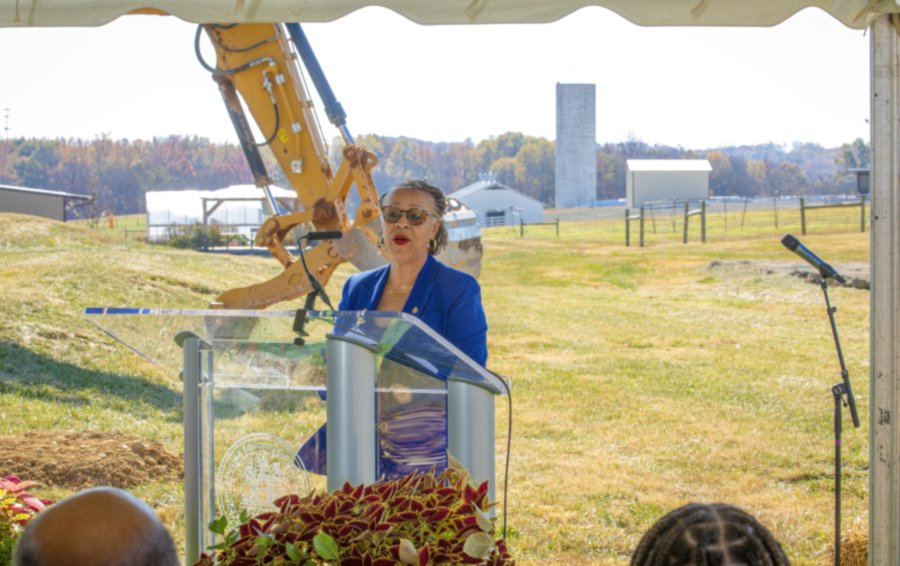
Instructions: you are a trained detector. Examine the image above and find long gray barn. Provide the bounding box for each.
[0,184,92,221]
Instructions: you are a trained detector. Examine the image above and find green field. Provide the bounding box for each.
[1,205,871,565]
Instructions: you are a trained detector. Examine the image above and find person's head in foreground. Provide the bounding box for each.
[630,502,790,566]
[14,486,179,566]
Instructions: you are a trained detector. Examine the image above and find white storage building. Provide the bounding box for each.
[145,184,297,242]
[450,179,544,227]
[626,159,712,208]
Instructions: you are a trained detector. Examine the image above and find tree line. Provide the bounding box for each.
[0,133,871,216]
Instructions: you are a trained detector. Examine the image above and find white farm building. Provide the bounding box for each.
[450,179,545,228]
[145,184,298,242]
[626,159,712,208]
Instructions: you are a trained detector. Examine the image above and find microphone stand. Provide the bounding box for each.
[293,234,335,346]
[819,276,860,566]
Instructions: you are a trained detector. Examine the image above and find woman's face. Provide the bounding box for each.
[380,188,441,265]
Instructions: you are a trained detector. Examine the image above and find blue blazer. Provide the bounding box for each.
[338,254,488,366]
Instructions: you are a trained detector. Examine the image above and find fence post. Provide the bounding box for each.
[625,209,631,246]
[701,201,707,243]
[861,194,867,232]
[639,207,645,247]
[683,202,689,244]
[773,196,779,229]
[555,218,559,236]
[519,219,524,238]
[800,197,807,235]
[741,199,748,230]
[625,208,631,248]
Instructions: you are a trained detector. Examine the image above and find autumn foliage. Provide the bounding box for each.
[0,134,865,218]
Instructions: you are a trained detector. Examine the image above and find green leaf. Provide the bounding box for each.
[285,542,302,562]
[313,532,340,561]
[255,533,275,551]
[463,532,494,560]
[208,515,228,535]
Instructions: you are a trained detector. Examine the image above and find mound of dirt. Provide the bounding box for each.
[0,430,182,489]
[709,259,870,289]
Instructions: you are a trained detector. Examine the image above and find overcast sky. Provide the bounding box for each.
[0,6,871,150]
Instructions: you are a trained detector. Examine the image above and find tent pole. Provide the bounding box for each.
[869,15,900,566]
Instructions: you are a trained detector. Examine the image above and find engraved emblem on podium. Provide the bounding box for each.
[215,432,310,523]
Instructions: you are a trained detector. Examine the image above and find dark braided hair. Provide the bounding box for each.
[631,503,790,566]
[380,179,449,255]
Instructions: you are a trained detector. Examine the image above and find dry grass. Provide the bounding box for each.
[0,207,871,565]
[837,517,868,566]
[483,207,869,565]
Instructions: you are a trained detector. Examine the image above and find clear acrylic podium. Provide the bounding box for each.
[84,307,507,566]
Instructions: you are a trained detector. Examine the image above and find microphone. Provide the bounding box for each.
[293,230,337,316]
[303,230,343,241]
[781,234,847,284]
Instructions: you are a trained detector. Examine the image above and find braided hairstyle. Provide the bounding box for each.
[631,503,790,566]
[380,179,449,255]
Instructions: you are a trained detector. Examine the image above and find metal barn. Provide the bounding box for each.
[626,159,713,208]
[0,184,92,222]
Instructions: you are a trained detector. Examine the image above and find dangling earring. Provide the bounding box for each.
[378,235,385,248]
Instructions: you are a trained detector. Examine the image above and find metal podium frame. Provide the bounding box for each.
[85,307,507,566]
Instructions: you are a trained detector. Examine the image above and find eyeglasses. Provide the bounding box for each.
[381,205,435,226]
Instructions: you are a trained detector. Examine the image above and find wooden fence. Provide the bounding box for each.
[799,195,867,235]
[519,218,559,237]
[626,201,707,246]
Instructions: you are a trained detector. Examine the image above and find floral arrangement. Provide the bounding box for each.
[196,459,514,565]
[0,475,53,563]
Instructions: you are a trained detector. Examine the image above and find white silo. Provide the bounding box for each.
[555,83,596,209]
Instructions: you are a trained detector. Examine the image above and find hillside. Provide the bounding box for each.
[0,211,873,565]
[0,213,301,439]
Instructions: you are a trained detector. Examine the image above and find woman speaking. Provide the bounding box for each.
[338,179,489,478]
[338,179,488,365]
[297,179,488,479]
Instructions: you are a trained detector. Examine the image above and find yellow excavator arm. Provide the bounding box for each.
[198,23,385,309]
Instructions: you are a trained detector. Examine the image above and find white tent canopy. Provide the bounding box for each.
[6,2,900,563]
[0,1,894,28]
